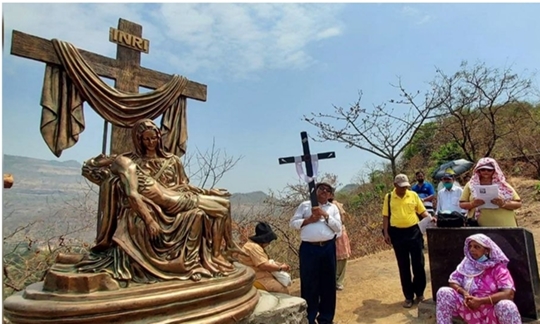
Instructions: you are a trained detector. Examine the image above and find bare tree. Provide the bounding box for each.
[3,182,96,298]
[233,173,341,278]
[430,61,534,161]
[183,137,244,188]
[305,83,444,176]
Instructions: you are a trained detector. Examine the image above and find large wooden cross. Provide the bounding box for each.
[10,18,207,155]
[278,131,336,207]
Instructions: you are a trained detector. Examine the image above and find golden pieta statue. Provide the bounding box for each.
[4,119,259,324]
[76,119,240,282]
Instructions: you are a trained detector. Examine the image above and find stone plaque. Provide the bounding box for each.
[427,227,540,320]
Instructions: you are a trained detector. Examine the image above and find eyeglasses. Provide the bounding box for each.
[478,169,494,173]
[318,187,332,193]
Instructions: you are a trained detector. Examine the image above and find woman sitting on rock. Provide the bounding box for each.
[238,222,291,294]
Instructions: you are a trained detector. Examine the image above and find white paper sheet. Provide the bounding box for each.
[418,216,437,235]
[473,184,499,209]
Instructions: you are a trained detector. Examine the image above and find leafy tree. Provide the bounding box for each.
[402,122,438,161]
[430,142,466,167]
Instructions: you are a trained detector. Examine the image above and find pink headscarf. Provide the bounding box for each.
[469,157,513,199]
[452,234,509,280]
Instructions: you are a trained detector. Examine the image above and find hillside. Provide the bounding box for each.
[230,191,268,205]
[2,154,270,242]
[3,155,93,238]
[0,153,408,246]
[338,183,360,194]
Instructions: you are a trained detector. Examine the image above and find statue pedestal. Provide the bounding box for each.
[242,290,308,324]
[4,264,259,324]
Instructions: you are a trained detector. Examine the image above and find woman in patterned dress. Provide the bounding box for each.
[436,234,521,324]
[329,196,351,291]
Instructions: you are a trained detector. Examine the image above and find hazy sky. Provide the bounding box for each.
[2,3,540,193]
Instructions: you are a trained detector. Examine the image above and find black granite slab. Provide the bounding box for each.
[427,227,540,320]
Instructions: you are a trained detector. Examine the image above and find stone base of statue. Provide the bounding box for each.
[4,263,259,324]
[242,290,308,324]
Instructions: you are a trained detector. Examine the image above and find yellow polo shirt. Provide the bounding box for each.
[382,189,426,228]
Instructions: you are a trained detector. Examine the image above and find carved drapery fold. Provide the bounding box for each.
[40,65,85,157]
[40,39,189,157]
[161,97,188,157]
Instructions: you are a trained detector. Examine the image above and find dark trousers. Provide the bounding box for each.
[299,239,337,324]
[389,224,426,301]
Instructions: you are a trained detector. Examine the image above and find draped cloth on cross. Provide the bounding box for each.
[40,39,190,158]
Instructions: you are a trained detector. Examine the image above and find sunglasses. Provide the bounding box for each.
[478,169,494,172]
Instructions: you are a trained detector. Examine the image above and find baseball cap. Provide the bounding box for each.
[316,182,334,193]
[394,174,411,187]
[441,173,454,180]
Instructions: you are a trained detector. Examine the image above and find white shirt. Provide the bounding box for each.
[436,186,465,213]
[290,200,342,242]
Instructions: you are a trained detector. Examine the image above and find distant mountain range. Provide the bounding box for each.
[229,191,269,205]
[2,154,269,241]
[3,154,357,244]
[339,183,359,193]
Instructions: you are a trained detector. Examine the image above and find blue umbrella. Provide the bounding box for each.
[432,159,474,180]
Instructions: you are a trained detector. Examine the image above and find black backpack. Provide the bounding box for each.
[436,210,466,228]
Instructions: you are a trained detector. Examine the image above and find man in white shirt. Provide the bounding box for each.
[436,173,465,213]
[290,182,342,324]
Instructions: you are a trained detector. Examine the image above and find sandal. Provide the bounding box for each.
[402,299,413,308]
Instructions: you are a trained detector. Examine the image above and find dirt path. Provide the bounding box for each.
[289,226,540,324]
[289,248,435,324]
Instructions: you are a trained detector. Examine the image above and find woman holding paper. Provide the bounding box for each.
[459,157,522,227]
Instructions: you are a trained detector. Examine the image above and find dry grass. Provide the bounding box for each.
[5,176,539,322]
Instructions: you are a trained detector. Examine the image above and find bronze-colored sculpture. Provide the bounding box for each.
[4,173,14,189]
[67,119,240,283]
[4,119,259,323]
[5,18,259,323]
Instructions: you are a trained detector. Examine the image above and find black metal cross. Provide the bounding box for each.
[278,131,336,207]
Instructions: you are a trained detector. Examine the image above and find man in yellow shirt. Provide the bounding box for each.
[382,174,434,308]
